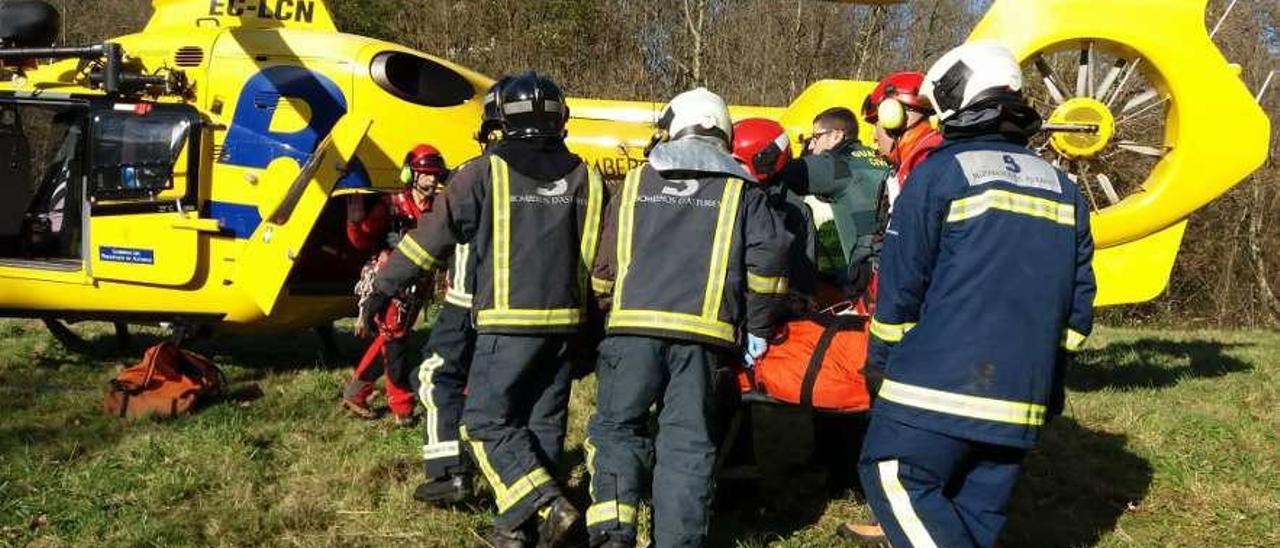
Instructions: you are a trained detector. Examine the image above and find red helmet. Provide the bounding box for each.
[731,118,792,182]
[406,144,447,174]
[861,72,934,131]
[401,144,447,184]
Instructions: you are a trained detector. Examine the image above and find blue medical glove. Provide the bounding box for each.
[743,334,768,369]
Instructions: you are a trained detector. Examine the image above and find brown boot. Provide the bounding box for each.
[392,412,417,427]
[340,397,377,420]
[837,521,888,546]
[341,380,378,420]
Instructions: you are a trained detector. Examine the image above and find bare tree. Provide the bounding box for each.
[681,0,707,85]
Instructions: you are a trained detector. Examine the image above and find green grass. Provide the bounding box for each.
[1,319,1278,547]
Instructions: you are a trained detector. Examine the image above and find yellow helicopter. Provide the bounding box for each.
[0,0,1268,348]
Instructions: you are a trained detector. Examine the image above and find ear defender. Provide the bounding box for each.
[401,165,413,185]
[878,98,907,131]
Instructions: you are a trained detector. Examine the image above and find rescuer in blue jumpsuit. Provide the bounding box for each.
[859,42,1096,548]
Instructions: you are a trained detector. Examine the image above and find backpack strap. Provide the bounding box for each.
[140,344,162,388]
[798,314,865,410]
[799,325,839,410]
[117,392,131,418]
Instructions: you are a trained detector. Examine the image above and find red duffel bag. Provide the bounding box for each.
[739,309,871,412]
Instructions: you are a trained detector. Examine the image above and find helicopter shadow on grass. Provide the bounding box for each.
[190,323,374,375]
[1068,338,1253,392]
[31,318,374,376]
[707,403,869,546]
[0,323,133,462]
[1003,417,1153,547]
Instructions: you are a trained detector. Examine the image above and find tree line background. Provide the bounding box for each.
[54,0,1280,327]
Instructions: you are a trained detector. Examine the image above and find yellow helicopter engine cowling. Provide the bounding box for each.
[970,0,1271,305]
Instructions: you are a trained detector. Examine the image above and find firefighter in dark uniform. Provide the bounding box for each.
[364,72,605,548]
[859,43,1096,548]
[412,77,510,506]
[586,88,791,548]
[732,117,817,299]
[776,107,889,301]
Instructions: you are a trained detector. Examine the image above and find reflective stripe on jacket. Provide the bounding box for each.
[869,136,1096,448]
[594,164,791,348]
[377,153,606,334]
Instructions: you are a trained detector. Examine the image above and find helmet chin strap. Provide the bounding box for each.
[411,176,439,199]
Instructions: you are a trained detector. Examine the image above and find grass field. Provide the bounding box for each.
[1,318,1278,547]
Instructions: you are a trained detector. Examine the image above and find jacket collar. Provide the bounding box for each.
[649,136,756,182]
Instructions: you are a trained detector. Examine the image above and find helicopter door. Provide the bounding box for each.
[86,104,205,287]
[232,113,371,316]
[0,100,89,272]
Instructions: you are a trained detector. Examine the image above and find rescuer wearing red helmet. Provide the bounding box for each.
[837,73,957,547]
[342,144,449,426]
[732,118,817,298]
[862,71,943,208]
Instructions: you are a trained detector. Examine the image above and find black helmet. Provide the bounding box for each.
[500,71,568,140]
[477,76,511,145]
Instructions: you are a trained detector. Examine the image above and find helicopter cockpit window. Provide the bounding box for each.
[90,112,191,199]
[370,52,475,107]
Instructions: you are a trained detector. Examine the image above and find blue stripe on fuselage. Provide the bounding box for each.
[206,201,262,239]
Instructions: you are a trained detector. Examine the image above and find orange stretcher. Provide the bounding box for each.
[737,302,872,412]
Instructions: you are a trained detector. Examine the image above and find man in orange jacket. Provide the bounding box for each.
[863,71,944,211]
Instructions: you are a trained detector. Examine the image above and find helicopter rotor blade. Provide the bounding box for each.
[1095,172,1122,205]
[1095,58,1127,100]
[1076,42,1093,98]
[1034,55,1070,106]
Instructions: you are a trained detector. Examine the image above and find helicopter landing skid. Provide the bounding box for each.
[313,323,349,368]
[41,318,132,356]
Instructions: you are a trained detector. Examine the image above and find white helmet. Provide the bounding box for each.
[657,87,733,148]
[922,41,1023,122]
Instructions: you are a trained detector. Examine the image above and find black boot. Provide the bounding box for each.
[412,474,470,506]
[591,538,635,548]
[536,496,582,548]
[486,526,533,548]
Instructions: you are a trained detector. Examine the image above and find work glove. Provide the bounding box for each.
[847,256,874,302]
[356,291,391,339]
[742,333,768,369]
